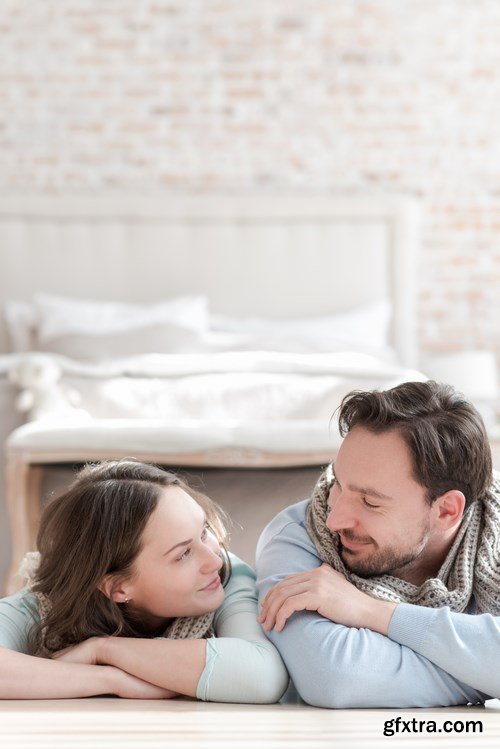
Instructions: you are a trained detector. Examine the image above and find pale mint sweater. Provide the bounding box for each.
[256,499,500,708]
[0,554,288,703]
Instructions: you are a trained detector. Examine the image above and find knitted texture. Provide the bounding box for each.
[305,464,500,615]
[19,552,215,652]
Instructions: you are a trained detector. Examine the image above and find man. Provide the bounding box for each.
[256,381,500,707]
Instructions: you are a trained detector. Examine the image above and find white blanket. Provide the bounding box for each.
[1,351,426,455]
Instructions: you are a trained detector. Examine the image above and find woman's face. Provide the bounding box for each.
[115,486,225,630]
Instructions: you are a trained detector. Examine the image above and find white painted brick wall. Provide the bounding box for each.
[1,0,500,359]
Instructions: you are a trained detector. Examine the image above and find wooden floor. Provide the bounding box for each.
[0,698,499,749]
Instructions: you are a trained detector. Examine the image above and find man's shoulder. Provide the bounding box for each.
[262,497,309,535]
[256,498,313,556]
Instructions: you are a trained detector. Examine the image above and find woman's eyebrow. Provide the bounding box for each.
[164,538,193,556]
[164,514,207,556]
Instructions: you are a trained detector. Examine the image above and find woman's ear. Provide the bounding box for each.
[98,575,130,603]
[433,490,466,530]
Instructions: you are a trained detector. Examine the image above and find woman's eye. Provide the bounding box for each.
[201,522,210,541]
[176,547,192,561]
[362,497,380,510]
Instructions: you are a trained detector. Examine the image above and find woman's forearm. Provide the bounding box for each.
[0,646,116,699]
[99,637,207,697]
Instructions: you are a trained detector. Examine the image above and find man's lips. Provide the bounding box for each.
[200,575,221,592]
[339,534,372,552]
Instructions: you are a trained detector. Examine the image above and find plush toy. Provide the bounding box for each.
[8,353,90,422]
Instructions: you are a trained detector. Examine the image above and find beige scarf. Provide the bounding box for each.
[19,553,215,652]
[305,464,500,615]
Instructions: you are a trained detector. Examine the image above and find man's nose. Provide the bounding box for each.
[326,493,357,532]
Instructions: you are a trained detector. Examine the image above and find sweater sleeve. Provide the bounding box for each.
[388,603,500,699]
[195,555,289,703]
[255,504,488,709]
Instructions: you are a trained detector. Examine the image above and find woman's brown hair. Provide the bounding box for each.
[28,460,231,655]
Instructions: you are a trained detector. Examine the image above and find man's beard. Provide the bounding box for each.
[339,524,431,577]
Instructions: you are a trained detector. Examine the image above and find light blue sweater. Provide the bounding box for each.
[0,554,288,704]
[256,499,500,708]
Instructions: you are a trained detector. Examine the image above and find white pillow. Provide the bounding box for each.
[209,300,393,356]
[4,293,209,360]
[3,301,37,352]
[35,293,208,342]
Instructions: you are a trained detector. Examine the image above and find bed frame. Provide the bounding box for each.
[0,193,420,593]
[0,193,419,365]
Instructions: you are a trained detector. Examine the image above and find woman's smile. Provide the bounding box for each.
[200,575,222,592]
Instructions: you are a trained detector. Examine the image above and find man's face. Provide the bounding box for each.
[326,426,435,577]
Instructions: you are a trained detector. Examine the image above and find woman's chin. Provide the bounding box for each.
[196,587,225,612]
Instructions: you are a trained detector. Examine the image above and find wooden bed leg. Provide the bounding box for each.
[4,452,43,596]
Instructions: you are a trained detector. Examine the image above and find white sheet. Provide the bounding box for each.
[1,351,425,456]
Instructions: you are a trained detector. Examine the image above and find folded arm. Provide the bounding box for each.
[387,603,500,699]
[0,591,172,699]
[55,556,288,704]
[255,517,487,708]
[0,646,171,700]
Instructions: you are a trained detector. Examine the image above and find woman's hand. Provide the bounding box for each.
[258,563,396,634]
[52,636,104,665]
[53,640,178,699]
[108,667,178,700]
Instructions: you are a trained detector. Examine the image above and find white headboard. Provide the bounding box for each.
[0,194,419,365]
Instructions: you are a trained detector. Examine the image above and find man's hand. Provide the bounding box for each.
[258,563,397,634]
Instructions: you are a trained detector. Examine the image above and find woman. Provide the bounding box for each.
[0,460,288,702]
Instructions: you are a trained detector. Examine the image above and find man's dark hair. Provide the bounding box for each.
[337,380,492,507]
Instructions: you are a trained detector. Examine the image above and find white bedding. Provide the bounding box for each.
[1,351,425,457]
[54,351,423,420]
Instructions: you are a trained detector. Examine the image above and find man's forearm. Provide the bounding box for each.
[100,637,207,697]
[388,604,500,699]
[0,646,116,699]
[361,599,397,635]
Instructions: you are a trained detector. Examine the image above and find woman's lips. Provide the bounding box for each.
[200,576,221,592]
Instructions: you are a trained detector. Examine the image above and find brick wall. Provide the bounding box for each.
[1,0,499,360]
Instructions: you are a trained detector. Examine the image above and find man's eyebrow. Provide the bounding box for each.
[350,485,394,502]
[164,513,207,556]
[331,462,394,502]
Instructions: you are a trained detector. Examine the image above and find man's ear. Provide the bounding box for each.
[98,574,130,603]
[432,490,466,530]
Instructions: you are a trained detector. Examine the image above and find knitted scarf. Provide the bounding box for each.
[19,552,216,654]
[305,464,500,615]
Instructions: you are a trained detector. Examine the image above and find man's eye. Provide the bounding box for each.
[362,497,380,510]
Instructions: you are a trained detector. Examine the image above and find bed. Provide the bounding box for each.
[0,193,421,593]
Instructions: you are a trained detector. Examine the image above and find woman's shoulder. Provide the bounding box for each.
[0,588,39,616]
[226,552,256,583]
[215,553,258,626]
[0,588,40,652]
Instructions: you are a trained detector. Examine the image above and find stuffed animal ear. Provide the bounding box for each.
[15,391,34,412]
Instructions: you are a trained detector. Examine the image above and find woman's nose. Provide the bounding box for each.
[201,545,223,574]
